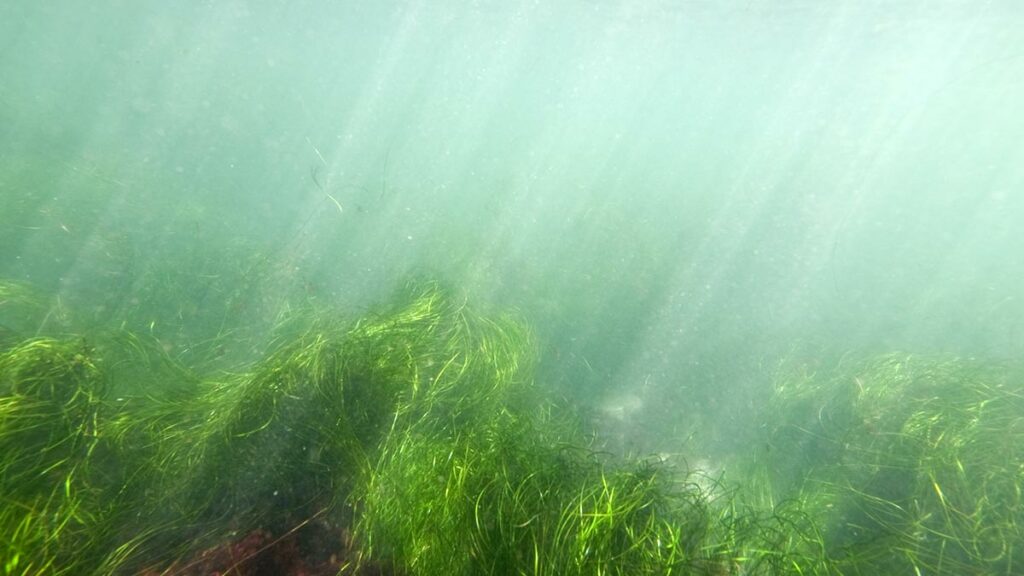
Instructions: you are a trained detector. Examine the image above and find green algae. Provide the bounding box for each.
[2,278,1021,575]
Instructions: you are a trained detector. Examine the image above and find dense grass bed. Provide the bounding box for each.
[2,279,1021,575]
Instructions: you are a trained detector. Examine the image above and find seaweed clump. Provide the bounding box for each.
[743,353,1024,574]
[9,277,1023,575]
[0,337,106,575]
[4,280,800,575]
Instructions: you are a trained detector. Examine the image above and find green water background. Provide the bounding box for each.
[2,0,1023,458]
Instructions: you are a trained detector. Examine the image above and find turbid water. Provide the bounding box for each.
[2,2,1023,574]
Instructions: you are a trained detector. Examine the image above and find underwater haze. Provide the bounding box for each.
[3,1,1024,574]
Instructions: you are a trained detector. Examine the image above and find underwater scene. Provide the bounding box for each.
[2,2,1023,575]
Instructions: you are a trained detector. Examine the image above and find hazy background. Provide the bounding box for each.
[2,0,1023,458]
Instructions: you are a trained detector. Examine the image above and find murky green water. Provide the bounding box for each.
[2,2,1023,574]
